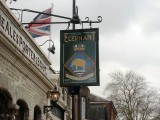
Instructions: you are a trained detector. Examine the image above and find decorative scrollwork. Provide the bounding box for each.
[85,17,90,22]
[82,16,102,24]
[97,16,102,22]
[81,16,102,28]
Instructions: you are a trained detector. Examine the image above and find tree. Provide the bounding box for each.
[104,70,160,120]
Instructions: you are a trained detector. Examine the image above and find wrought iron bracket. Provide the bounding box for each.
[43,101,57,114]
[43,106,54,114]
[38,40,55,54]
[39,40,54,46]
[10,8,102,29]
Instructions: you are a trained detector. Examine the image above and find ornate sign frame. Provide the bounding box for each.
[60,28,99,86]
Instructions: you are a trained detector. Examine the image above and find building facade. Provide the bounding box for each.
[89,94,117,120]
[0,1,69,119]
[78,86,90,120]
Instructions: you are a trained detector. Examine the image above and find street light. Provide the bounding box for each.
[39,40,55,54]
[43,86,61,114]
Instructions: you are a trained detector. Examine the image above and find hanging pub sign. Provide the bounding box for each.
[60,28,99,86]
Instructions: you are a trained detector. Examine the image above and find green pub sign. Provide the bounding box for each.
[60,28,99,86]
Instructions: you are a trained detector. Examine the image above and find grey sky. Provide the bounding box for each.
[6,0,160,97]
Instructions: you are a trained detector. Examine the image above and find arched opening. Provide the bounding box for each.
[34,105,41,120]
[16,99,29,120]
[0,88,12,119]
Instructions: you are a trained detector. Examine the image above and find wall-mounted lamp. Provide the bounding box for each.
[47,45,55,54]
[43,86,60,114]
[39,40,55,54]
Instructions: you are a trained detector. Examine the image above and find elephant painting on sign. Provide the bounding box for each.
[71,58,86,71]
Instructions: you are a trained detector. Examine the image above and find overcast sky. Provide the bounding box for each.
[6,0,160,97]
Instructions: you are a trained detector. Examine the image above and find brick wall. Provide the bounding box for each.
[0,52,46,119]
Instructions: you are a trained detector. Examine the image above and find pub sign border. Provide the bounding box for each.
[60,28,99,86]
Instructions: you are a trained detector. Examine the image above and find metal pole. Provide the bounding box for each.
[72,1,76,120]
[72,94,75,120]
[72,0,76,30]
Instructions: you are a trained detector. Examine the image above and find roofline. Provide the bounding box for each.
[90,100,117,115]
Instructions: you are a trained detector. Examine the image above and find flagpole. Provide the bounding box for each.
[48,3,54,59]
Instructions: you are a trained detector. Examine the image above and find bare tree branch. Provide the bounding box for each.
[104,70,160,120]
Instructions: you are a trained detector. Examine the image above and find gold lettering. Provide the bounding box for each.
[79,35,83,40]
[75,35,78,41]
[83,35,87,40]
[63,31,96,42]
[64,33,68,42]
[72,35,75,41]
[91,32,96,41]
[88,35,92,40]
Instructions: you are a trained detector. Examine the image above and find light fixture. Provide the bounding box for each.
[39,40,55,54]
[43,86,60,114]
[48,45,55,54]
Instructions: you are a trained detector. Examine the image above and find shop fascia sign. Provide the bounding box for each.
[0,9,48,75]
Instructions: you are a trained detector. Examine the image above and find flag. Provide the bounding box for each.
[27,8,51,38]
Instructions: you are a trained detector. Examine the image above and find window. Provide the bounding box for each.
[16,100,29,120]
[0,93,8,118]
[81,97,86,119]
[34,106,41,120]
[62,88,67,102]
